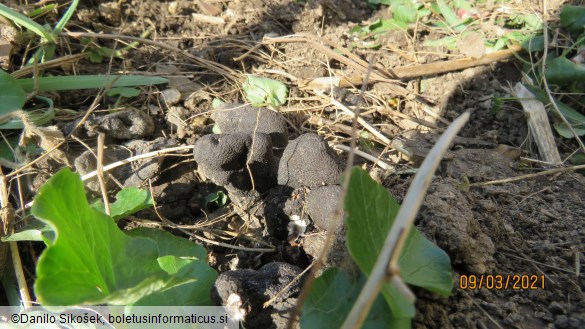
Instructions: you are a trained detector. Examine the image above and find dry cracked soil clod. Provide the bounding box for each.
[84,109,155,140]
[212,262,303,328]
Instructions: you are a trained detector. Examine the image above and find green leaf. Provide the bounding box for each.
[399,229,453,295]
[126,227,207,260]
[27,4,58,18]
[0,3,55,42]
[212,98,225,109]
[491,37,507,51]
[505,31,528,43]
[392,0,417,24]
[553,122,585,138]
[560,5,585,35]
[53,0,78,34]
[205,191,229,207]
[0,70,27,116]
[242,75,288,107]
[0,135,18,164]
[436,0,465,31]
[88,51,104,64]
[345,167,453,318]
[0,97,55,130]
[424,36,458,49]
[351,18,407,37]
[31,168,177,306]
[133,258,217,306]
[127,228,217,305]
[371,18,408,33]
[521,35,545,52]
[507,13,542,31]
[545,57,585,85]
[92,187,153,220]
[453,0,474,11]
[106,87,141,98]
[301,268,409,329]
[17,75,168,93]
[569,153,585,165]
[2,219,54,244]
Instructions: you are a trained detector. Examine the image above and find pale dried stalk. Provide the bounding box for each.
[511,82,561,165]
[96,133,110,216]
[333,144,394,172]
[341,111,470,329]
[469,163,585,187]
[191,13,225,25]
[10,53,88,79]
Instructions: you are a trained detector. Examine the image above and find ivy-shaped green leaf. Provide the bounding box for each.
[242,75,288,107]
[345,167,453,319]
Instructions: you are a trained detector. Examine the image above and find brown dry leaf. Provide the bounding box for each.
[20,112,70,166]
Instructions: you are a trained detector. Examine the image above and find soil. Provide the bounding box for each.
[2,0,584,328]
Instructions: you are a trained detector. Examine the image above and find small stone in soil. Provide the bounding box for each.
[123,137,178,187]
[161,88,181,106]
[84,109,155,140]
[166,106,192,138]
[74,145,132,193]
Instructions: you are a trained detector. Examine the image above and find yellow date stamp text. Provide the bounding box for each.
[458,274,545,290]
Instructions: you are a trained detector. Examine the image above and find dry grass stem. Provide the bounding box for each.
[96,133,110,216]
[469,164,585,187]
[333,144,394,171]
[315,91,392,145]
[391,44,523,79]
[376,105,440,130]
[10,53,88,78]
[21,145,195,210]
[263,264,313,309]
[191,13,225,25]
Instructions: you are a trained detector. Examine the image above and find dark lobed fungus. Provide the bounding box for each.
[277,133,344,188]
[212,103,289,148]
[193,132,278,194]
